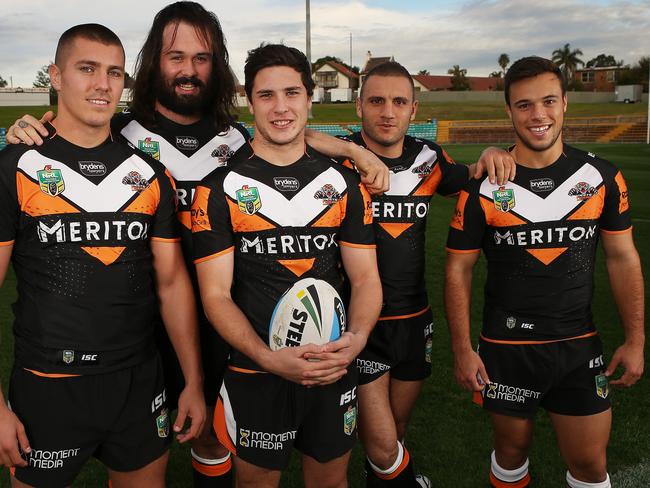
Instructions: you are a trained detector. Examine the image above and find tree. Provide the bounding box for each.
[618,56,650,92]
[0,75,7,88]
[33,64,51,88]
[447,65,470,91]
[418,69,430,76]
[489,71,502,78]
[312,56,359,74]
[551,43,584,84]
[498,53,510,77]
[586,53,622,68]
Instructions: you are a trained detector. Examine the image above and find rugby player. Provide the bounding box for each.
[191,43,382,488]
[445,56,644,488]
[332,61,515,488]
[0,24,205,488]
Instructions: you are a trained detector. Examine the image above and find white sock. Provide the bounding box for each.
[368,441,404,475]
[566,471,610,488]
[190,449,231,466]
[491,451,529,483]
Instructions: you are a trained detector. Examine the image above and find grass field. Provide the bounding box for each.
[0,101,647,129]
[0,139,648,486]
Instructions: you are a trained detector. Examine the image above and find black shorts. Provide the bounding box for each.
[356,308,433,385]
[156,316,229,407]
[9,354,171,488]
[475,334,611,418]
[213,366,358,470]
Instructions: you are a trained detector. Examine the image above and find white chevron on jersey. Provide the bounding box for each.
[17,150,155,212]
[479,163,604,223]
[120,120,246,182]
[223,167,347,227]
[384,144,438,196]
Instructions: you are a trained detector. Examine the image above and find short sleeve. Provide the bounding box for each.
[446,181,485,253]
[150,168,181,242]
[339,175,375,249]
[600,170,632,233]
[191,173,235,263]
[0,148,21,245]
[435,147,469,197]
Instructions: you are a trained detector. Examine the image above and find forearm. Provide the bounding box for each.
[346,275,382,341]
[305,128,356,159]
[202,294,273,369]
[606,252,645,346]
[158,276,203,386]
[444,257,475,354]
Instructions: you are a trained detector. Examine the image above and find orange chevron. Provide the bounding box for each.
[413,164,442,196]
[567,186,604,221]
[526,247,568,265]
[123,179,160,215]
[312,195,346,227]
[17,172,80,216]
[277,258,316,277]
[227,199,275,232]
[378,222,413,238]
[178,210,191,229]
[81,246,126,266]
[480,196,527,227]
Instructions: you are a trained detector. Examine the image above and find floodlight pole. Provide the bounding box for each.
[306,0,313,119]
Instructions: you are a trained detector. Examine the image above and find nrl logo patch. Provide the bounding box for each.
[176,135,199,151]
[78,161,106,177]
[62,350,75,364]
[122,171,150,192]
[595,374,609,399]
[506,316,516,329]
[425,337,432,364]
[411,157,436,179]
[138,137,160,160]
[314,184,342,205]
[568,182,597,201]
[493,186,515,212]
[274,177,300,192]
[212,144,234,165]
[37,165,65,196]
[156,408,169,438]
[236,185,262,215]
[343,405,357,436]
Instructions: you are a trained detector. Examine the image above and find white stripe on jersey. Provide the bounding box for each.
[18,150,155,212]
[479,163,604,223]
[120,120,246,182]
[384,144,438,196]
[223,167,347,227]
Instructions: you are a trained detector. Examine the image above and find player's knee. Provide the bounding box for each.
[367,439,400,470]
[191,435,229,459]
[493,445,529,470]
[304,471,347,488]
[566,458,608,485]
[566,470,610,488]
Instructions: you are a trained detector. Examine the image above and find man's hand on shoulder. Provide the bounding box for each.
[6,111,54,146]
[349,144,389,195]
[472,146,516,185]
[0,404,30,467]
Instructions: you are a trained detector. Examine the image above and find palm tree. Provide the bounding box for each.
[447,65,470,91]
[498,53,510,77]
[552,43,584,84]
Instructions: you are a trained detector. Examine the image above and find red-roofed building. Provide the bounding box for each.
[412,74,499,92]
[313,60,360,91]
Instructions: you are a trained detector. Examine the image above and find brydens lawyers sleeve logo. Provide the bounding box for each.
[37,165,65,196]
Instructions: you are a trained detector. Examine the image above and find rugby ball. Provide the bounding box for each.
[269,278,346,351]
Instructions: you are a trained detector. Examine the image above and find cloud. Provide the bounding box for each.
[0,0,648,87]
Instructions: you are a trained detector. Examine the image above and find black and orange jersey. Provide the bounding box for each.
[341,132,468,318]
[191,146,375,370]
[0,123,180,374]
[447,144,632,341]
[113,111,250,273]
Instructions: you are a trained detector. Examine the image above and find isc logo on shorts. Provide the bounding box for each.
[151,389,166,413]
[340,386,357,406]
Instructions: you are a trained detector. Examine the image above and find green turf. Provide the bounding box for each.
[1,143,649,487]
[0,101,647,130]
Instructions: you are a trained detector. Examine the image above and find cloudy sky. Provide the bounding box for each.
[0,0,648,87]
